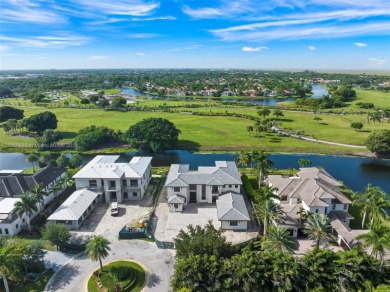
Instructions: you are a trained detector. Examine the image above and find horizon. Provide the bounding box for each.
[1,0,390,70]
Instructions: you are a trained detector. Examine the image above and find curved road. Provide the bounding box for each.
[44,240,175,292]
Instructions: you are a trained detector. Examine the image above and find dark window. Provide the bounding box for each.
[174,204,178,209]
[230,221,238,226]
[16,224,19,229]
[343,204,348,210]
[235,185,238,188]
[5,228,9,235]
[174,187,180,192]
[133,192,138,197]
[123,192,128,199]
[202,192,206,200]
[89,180,97,187]
[189,185,196,190]
[130,180,138,187]
[0,229,2,234]
[325,207,327,213]
[22,218,25,223]
[122,179,127,186]
[315,209,319,213]
[229,185,232,188]
[110,181,116,188]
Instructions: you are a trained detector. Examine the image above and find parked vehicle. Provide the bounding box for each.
[111,202,119,216]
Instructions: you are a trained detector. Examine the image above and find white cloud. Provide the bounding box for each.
[183,1,256,19]
[0,45,10,52]
[0,34,92,48]
[88,56,108,60]
[242,46,268,52]
[354,42,368,47]
[131,16,176,21]
[136,52,145,56]
[75,0,159,16]
[368,57,387,66]
[128,33,160,38]
[166,45,203,52]
[308,45,316,50]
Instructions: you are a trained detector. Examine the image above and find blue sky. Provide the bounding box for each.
[1,0,389,70]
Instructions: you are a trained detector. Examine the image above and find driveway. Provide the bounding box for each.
[44,251,77,271]
[44,240,175,292]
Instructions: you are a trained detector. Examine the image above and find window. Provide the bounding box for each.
[123,192,128,199]
[325,207,327,213]
[230,221,238,226]
[229,185,232,188]
[189,185,196,190]
[130,180,138,187]
[174,187,180,192]
[133,192,138,197]
[22,218,25,223]
[89,180,97,187]
[16,224,19,229]
[202,192,206,200]
[343,204,348,210]
[235,185,238,188]
[174,204,178,209]
[315,209,319,213]
[122,179,127,186]
[0,229,2,234]
[5,228,9,235]
[110,181,116,188]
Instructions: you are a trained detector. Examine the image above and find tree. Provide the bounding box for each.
[25,153,38,173]
[0,106,24,123]
[111,97,127,108]
[303,214,335,249]
[254,184,280,202]
[369,112,382,132]
[298,158,312,168]
[254,199,285,235]
[174,222,233,259]
[261,226,296,255]
[352,184,389,228]
[56,153,70,168]
[272,109,284,120]
[123,118,181,152]
[356,223,390,266]
[30,183,48,212]
[257,107,270,118]
[246,125,253,136]
[351,122,363,131]
[85,235,111,272]
[42,224,71,250]
[314,116,322,123]
[97,98,109,108]
[12,194,38,234]
[252,150,273,186]
[69,154,83,168]
[236,151,251,169]
[36,129,63,148]
[365,130,390,155]
[80,98,90,104]
[24,111,58,135]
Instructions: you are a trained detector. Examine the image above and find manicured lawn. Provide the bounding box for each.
[13,269,55,292]
[13,233,57,251]
[88,261,145,292]
[349,89,390,110]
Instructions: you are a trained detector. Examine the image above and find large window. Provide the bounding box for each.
[174,187,180,192]
[133,192,138,197]
[122,179,127,187]
[130,180,138,187]
[230,221,238,226]
[5,228,9,235]
[89,180,97,187]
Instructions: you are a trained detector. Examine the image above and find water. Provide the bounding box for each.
[1,151,388,194]
[120,84,329,106]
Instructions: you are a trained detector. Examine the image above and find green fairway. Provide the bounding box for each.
[348,89,390,110]
[0,105,378,154]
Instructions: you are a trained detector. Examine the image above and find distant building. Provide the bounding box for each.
[73,155,152,203]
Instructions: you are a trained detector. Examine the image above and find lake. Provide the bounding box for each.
[120,84,328,106]
[1,151,388,194]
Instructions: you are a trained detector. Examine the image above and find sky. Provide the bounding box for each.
[0,0,390,70]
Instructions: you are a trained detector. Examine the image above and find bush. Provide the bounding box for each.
[108,265,134,281]
[350,122,363,130]
[242,174,254,199]
[365,130,390,155]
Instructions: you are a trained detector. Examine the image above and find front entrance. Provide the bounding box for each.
[190,191,197,203]
[110,192,117,202]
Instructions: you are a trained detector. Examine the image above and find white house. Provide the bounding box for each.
[165,161,250,230]
[47,188,99,230]
[268,167,354,239]
[73,155,152,203]
[0,198,26,236]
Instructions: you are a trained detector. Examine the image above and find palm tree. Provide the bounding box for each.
[252,150,273,187]
[25,154,39,173]
[369,112,382,132]
[261,226,296,255]
[30,183,48,212]
[254,184,280,202]
[356,223,390,267]
[85,235,111,272]
[236,151,251,173]
[303,214,335,249]
[254,199,285,235]
[352,184,388,228]
[12,193,38,234]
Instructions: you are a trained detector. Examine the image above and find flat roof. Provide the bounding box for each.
[0,198,21,214]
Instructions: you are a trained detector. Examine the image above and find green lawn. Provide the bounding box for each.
[13,269,55,292]
[349,89,390,110]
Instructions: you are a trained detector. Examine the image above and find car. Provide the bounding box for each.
[111,202,119,216]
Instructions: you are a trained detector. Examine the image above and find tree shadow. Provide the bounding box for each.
[318,122,328,125]
[278,118,294,122]
[147,273,162,288]
[269,137,282,143]
[45,263,81,290]
[177,139,200,151]
[61,131,78,139]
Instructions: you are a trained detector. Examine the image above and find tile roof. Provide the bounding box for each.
[0,166,66,198]
[47,189,99,221]
[216,192,250,221]
[165,161,242,187]
[268,167,351,209]
[73,155,152,179]
[167,194,186,204]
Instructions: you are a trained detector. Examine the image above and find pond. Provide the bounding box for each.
[120,84,329,106]
[1,151,388,194]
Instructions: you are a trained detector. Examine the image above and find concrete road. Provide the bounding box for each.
[44,239,175,292]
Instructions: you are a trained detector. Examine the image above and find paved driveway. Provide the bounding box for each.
[44,251,76,272]
[44,239,175,292]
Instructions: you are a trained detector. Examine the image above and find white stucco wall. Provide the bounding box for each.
[221,220,248,230]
